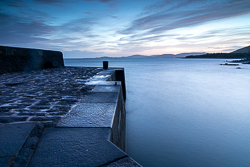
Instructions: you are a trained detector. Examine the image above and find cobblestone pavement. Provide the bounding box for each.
[0,67,103,123]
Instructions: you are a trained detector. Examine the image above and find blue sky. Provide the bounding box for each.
[0,0,250,58]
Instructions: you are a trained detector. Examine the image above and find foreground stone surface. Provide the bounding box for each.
[57,103,117,127]
[29,128,126,167]
[0,67,102,123]
[0,67,141,167]
[0,123,35,167]
[0,157,11,167]
[0,123,35,157]
[101,157,142,167]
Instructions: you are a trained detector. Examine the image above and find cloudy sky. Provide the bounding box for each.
[1,0,250,58]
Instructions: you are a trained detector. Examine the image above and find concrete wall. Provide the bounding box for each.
[0,46,64,74]
[84,68,127,151]
[110,85,126,151]
[98,68,127,151]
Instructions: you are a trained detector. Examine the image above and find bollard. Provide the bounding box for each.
[103,61,108,69]
[115,69,126,100]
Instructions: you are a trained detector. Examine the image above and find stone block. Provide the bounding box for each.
[57,103,117,128]
[28,128,126,167]
[91,85,121,93]
[86,81,121,86]
[0,123,35,157]
[0,116,28,123]
[100,157,142,167]
[91,75,111,81]
[0,157,12,167]
[29,116,62,122]
[12,148,33,167]
[80,92,119,103]
[97,70,114,75]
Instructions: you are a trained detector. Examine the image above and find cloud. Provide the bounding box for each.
[1,0,249,56]
[119,34,178,44]
[0,12,55,45]
[33,0,113,4]
[59,18,95,33]
[120,0,250,35]
[33,0,67,4]
[0,0,26,7]
[83,0,113,3]
[0,0,99,49]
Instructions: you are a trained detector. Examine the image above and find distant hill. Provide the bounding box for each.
[150,54,174,58]
[124,52,207,58]
[175,52,207,57]
[126,55,148,58]
[185,45,250,59]
[232,45,250,53]
[185,53,250,59]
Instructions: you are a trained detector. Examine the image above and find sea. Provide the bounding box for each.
[64,58,250,167]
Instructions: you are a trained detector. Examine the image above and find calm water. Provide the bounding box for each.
[64,58,250,167]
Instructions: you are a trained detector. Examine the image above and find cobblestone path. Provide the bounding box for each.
[0,67,103,123]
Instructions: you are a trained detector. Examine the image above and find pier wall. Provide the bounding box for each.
[0,46,64,74]
[79,68,127,151]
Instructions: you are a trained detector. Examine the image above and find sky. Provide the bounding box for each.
[0,0,250,58]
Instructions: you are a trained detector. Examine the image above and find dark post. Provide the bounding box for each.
[115,69,126,100]
[103,61,108,69]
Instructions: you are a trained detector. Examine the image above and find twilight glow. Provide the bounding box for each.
[0,0,250,58]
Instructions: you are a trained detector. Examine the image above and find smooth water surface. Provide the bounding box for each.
[64,58,250,167]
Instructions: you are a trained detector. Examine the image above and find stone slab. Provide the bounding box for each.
[57,103,116,127]
[80,92,119,103]
[97,70,114,75]
[0,123,35,157]
[86,81,121,86]
[0,67,102,123]
[101,157,142,167]
[90,75,111,81]
[28,128,126,167]
[0,157,12,167]
[91,85,121,93]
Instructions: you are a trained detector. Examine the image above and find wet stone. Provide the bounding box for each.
[0,157,12,167]
[60,98,79,103]
[0,112,12,116]
[48,112,67,115]
[50,106,71,112]
[44,122,57,127]
[0,67,103,123]
[36,100,51,105]
[0,108,10,112]
[56,101,76,105]
[24,136,39,149]
[30,117,62,122]
[30,124,44,138]
[29,105,51,109]
[18,112,46,116]
[0,116,28,123]
[0,122,35,158]
[0,105,20,109]
[12,148,33,167]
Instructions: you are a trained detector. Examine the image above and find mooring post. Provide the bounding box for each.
[103,61,108,69]
[115,69,126,100]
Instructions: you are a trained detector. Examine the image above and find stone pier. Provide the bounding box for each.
[0,46,141,167]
